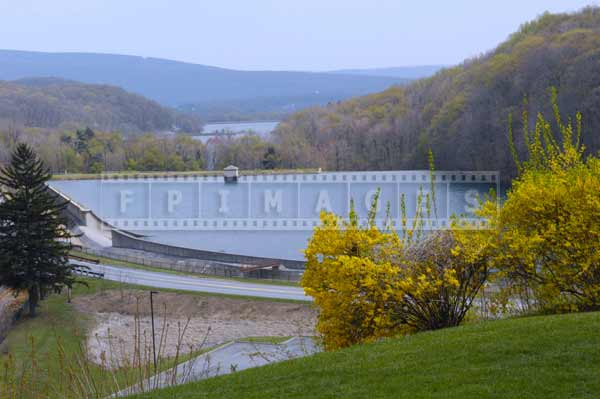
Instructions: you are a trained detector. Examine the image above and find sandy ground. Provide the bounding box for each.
[73,289,317,365]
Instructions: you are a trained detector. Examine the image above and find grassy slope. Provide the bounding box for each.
[0,279,107,373]
[133,311,600,399]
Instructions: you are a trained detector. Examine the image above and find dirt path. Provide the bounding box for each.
[73,289,317,365]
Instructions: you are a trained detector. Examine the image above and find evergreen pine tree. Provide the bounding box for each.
[0,144,77,316]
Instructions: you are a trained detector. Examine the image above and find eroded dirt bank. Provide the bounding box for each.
[73,289,317,364]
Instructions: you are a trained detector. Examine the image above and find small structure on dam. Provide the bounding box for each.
[50,168,498,264]
[223,165,239,184]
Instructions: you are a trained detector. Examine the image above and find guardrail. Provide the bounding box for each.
[73,267,105,279]
[76,247,302,282]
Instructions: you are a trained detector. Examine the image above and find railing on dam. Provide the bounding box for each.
[77,246,303,282]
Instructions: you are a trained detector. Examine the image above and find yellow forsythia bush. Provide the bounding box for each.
[302,211,406,350]
[471,91,600,314]
[484,106,600,312]
[399,230,490,331]
[302,205,491,350]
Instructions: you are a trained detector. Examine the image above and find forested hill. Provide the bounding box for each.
[0,78,201,133]
[274,7,600,180]
[0,50,408,108]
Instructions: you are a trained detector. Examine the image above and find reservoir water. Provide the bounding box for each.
[200,121,279,136]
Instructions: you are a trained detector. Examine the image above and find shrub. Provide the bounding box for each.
[485,90,600,313]
[485,150,600,312]
[302,209,406,351]
[398,230,489,331]
[302,193,491,350]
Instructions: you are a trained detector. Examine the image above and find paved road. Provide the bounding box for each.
[70,260,310,301]
[118,337,319,396]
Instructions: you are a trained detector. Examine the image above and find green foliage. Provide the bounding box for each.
[0,129,220,174]
[0,144,78,316]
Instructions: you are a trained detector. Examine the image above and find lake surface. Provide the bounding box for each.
[202,121,280,136]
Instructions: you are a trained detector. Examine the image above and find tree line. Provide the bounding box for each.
[0,127,283,174]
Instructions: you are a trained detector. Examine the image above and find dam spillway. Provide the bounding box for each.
[49,170,498,261]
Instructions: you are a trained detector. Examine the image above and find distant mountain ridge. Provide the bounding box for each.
[0,77,201,133]
[330,65,446,79]
[0,50,411,109]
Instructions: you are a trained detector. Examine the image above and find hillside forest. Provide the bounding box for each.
[0,78,201,134]
[273,7,600,180]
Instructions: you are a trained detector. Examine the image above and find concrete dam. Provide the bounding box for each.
[50,169,498,263]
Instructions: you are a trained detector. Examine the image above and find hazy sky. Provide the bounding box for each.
[0,0,595,71]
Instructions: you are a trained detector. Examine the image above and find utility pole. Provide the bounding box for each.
[150,290,159,373]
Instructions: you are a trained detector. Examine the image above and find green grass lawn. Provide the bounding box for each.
[131,311,600,399]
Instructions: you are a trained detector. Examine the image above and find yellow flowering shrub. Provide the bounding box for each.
[303,92,600,350]
[484,91,600,312]
[485,149,600,312]
[303,196,491,350]
[302,210,406,350]
[399,230,489,330]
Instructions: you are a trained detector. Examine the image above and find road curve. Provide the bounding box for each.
[70,261,310,302]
